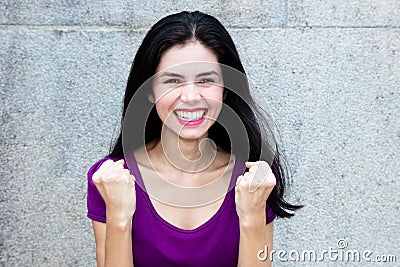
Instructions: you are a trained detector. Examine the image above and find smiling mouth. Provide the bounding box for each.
[173,109,207,121]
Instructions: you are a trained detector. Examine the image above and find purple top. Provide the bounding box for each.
[87,155,276,267]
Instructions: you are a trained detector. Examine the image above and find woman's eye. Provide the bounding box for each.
[198,78,214,84]
[165,79,181,84]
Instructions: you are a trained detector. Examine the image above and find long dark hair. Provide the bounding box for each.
[108,11,302,218]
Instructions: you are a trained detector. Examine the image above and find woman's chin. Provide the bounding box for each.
[174,128,209,141]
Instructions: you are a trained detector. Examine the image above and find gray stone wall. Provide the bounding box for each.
[1,1,399,266]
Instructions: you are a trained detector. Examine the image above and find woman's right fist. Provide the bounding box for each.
[92,159,136,222]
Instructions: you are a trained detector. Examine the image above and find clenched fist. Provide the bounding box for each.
[92,159,136,223]
[234,160,276,225]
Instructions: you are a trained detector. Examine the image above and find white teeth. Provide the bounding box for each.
[175,110,206,121]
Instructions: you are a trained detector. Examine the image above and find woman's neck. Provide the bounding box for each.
[150,127,218,173]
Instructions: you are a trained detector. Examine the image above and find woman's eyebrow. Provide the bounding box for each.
[159,70,220,78]
[196,71,220,78]
[160,72,185,78]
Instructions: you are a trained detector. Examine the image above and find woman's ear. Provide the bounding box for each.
[147,93,155,104]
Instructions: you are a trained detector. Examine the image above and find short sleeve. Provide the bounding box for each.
[265,203,276,224]
[86,156,120,223]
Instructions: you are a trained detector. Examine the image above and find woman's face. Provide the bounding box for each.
[151,41,224,140]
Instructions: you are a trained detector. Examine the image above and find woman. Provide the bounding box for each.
[87,11,302,267]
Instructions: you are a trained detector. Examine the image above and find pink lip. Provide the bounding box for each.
[176,116,205,126]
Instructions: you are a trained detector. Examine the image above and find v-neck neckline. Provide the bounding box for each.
[130,153,240,233]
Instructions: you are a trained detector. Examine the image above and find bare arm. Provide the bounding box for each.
[238,219,274,267]
[91,159,136,267]
[235,161,276,267]
[92,220,134,267]
[92,221,106,267]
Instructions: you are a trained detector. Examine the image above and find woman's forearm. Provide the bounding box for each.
[237,214,271,267]
[104,217,134,267]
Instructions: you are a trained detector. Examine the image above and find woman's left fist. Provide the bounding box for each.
[234,161,276,223]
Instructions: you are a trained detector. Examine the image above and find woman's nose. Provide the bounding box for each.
[180,82,201,102]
